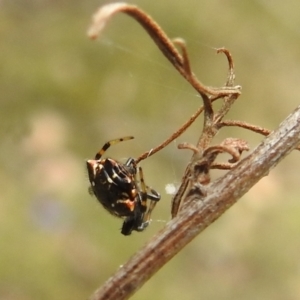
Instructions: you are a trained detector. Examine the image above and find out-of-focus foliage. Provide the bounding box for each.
[1,0,300,299]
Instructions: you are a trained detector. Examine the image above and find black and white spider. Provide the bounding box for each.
[86,136,160,235]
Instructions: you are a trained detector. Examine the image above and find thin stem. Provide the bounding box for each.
[135,105,204,163]
[218,120,271,135]
[219,120,300,150]
[216,47,235,87]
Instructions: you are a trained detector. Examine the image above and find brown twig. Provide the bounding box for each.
[88,3,241,99]
[90,106,300,300]
[219,120,300,151]
[135,105,204,163]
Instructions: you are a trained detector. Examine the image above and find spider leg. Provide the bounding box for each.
[121,215,139,235]
[125,157,136,167]
[137,167,161,231]
[140,187,160,229]
[94,136,134,160]
[121,166,161,235]
[146,187,161,201]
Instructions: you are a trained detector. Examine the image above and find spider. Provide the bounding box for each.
[86,136,161,235]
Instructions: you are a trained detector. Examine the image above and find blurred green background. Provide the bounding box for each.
[1,0,300,299]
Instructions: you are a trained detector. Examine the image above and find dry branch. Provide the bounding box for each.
[87,2,300,299]
[90,105,300,300]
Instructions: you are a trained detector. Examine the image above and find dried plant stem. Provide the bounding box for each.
[219,120,271,135]
[90,106,300,300]
[88,3,241,98]
[219,120,300,150]
[136,105,204,163]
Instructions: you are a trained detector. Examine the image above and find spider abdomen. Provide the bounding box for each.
[87,158,138,218]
